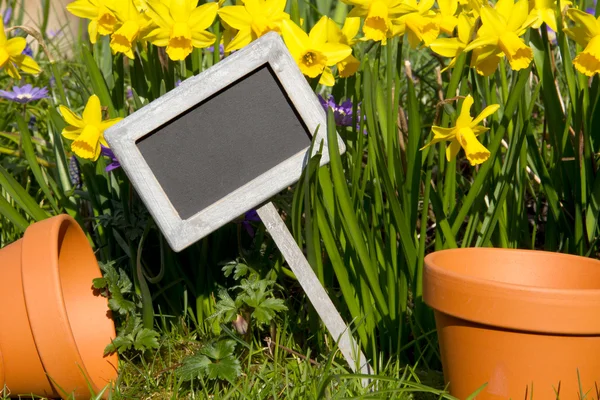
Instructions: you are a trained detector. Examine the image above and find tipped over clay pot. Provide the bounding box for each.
[423,248,600,399]
[0,214,118,399]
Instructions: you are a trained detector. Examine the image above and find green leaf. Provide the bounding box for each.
[108,288,137,315]
[201,339,237,360]
[176,354,211,381]
[209,288,238,323]
[133,328,160,351]
[104,334,134,354]
[92,277,107,289]
[222,261,249,280]
[205,355,241,382]
[250,297,287,326]
[15,113,60,213]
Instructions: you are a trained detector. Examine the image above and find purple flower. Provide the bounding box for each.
[0,84,49,104]
[240,209,260,237]
[2,7,11,25]
[100,145,121,172]
[318,94,361,128]
[206,43,225,57]
[47,28,63,38]
[22,43,33,57]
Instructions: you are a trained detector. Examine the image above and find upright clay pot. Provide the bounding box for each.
[0,215,118,399]
[423,248,600,399]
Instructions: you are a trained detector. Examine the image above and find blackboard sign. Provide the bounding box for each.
[105,33,370,375]
[136,65,311,220]
[105,32,345,252]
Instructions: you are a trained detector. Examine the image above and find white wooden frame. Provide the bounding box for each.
[105,32,345,252]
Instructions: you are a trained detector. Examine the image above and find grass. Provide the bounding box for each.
[0,315,450,400]
[108,318,450,400]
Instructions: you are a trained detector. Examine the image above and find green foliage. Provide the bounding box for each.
[176,339,242,383]
[94,261,160,354]
[210,259,287,329]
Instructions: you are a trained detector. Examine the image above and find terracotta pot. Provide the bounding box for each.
[0,215,118,399]
[423,248,600,399]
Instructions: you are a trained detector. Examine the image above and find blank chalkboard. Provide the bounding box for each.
[105,32,343,251]
[136,65,311,220]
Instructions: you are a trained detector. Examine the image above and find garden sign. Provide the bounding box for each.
[105,32,370,375]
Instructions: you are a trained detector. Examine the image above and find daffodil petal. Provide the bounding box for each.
[83,95,102,126]
[430,38,462,57]
[13,54,41,75]
[6,37,26,56]
[145,0,174,29]
[342,17,361,44]
[463,35,498,52]
[567,8,600,39]
[505,0,529,32]
[498,31,533,70]
[471,104,500,126]
[420,126,455,150]
[338,54,360,77]
[309,16,329,45]
[456,95,474,127]
[479,6,506,36]
[61,126,83,140]
[445,139,461,161]
[573,35,600,76]
[145,27,170,46]
[363,0,391,42]
[71,124,102,161]
[59,105,85,128]
[225,28,252,51]
[190,2,218,30]
[66,0,99,19]
[88,20,99,43]
[217,6,252,30]
[0,20,6,44]
[192,30,216,48]
[456,127,490,165]
[319,66,335,86]
[281,19,309,59]
[99,117,124,132]
[321,42,352,65]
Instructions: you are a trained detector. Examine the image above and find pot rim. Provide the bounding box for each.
[423,248,600,334]
[21,215,118,397]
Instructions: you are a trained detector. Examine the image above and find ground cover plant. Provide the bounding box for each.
[1,0,600,397]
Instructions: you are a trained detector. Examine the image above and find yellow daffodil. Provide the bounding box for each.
[326,17,361,77]
[430,13,474,70]
[145,0,218,61]
[0,20,41,79]
[463,0,536,76]
[108,0,153,59]
[528,0,570,32]
[458,0,483,18]
[281,17,352,80]
[60,95,123,161]
[564,9,600,76]
[217,0,290,52]
[421,95,499,165]
[342,0,409,43]
[392,0,440,49]
[66,0,118,44]
[437,0,459,34]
